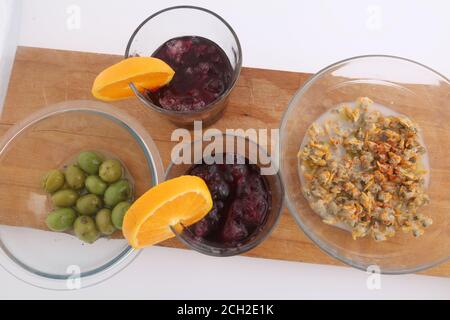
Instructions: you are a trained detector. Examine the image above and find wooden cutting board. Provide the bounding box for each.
[1,46,448,277]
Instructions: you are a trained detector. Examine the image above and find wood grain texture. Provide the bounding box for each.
[1,46,448,277]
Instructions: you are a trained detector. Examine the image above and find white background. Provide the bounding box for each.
[0,0,449,299]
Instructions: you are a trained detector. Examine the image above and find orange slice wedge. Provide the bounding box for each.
[122,176,213,249]
[91,57,175,101]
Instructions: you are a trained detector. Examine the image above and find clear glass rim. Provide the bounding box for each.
[279,54,450,274]
[0,100,165,289]
[124,5,243,116]
[165,132,284,257]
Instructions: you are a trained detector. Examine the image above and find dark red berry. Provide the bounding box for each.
[222,217,248,243]
[192,219,210,238]
[241,195,268,226]
[230,164,248,179]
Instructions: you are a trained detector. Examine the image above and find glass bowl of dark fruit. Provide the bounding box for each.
[165,134,283,256]
[125,6,242,127]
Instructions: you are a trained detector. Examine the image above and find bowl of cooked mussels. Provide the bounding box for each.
[280,55,450,274]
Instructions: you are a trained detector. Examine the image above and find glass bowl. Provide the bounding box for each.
[0,100,164,289]
[280,55,450,274]
[125,5,242,127]
[166,133,283,256]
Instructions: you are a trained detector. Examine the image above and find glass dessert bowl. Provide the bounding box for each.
[125,6,242,127]
[280,55,450,274]
[0,100,164,289]
[166,134,283,256]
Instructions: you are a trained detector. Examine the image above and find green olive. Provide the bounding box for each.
[42,169,65,193]
[61,181,71,190]
[99,159,122,183]
[76,194,103,215]
[85,175,108,195]
[111,201,130,230]
[74,216,99,244]
[104,179,132,208]
[45,208,77,232]
[77,151,103,175]
[95,208,116,235]
[51,189,79,207]
[65,165,86,190]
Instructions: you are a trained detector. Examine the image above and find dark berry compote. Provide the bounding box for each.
[148,36,233,112]
[187,154,271,247]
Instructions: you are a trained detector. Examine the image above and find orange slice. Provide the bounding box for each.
[122,176,213,249]
[91,57,175,101]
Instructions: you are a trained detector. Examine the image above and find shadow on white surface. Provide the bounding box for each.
[1,246,449,299]
[0,0,21,111]
[17,0,450,76]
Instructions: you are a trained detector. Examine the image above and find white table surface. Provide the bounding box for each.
[0,0,449,299]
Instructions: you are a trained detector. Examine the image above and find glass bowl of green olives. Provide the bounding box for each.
[0,100,164,289]
[43,151,135,243]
